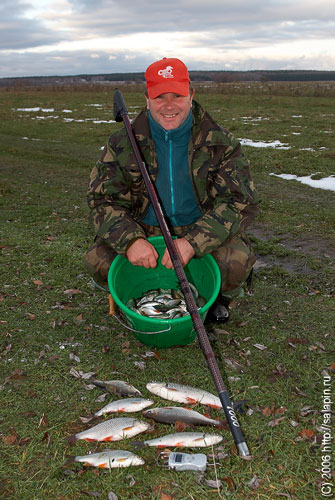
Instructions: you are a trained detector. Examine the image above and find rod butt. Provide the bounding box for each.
[237,441,250,457]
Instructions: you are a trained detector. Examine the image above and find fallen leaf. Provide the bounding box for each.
[69,353,80,363]
[247,475,261,489]
[222,477,235,491]
[268,416,286,427]
[298,428,314,440]
[174,420,188,432]
[4,369,26,384]
[160,493,174,500]
[38,413,49,428]
[33,280,43,286]
[134,361,146,371]
[108,493,118,500]
[204,479,222,489]
[3,427,18,445]
[253,343,267,350]
[63,289,82,295]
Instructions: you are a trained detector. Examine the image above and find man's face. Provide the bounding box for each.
[145,90,194,131]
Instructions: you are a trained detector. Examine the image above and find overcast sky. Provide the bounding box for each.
[1,0,335,78]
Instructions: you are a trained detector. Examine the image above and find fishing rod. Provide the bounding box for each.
[113,89,250,457]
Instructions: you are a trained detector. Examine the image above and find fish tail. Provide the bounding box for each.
[64,455,76,464]
[130,440,145,450]
[66,435,77,446]
[215,420,229,430]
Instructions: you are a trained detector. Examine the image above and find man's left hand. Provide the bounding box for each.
[161,238,195,269]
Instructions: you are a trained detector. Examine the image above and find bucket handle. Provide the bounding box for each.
[111,311,172,335]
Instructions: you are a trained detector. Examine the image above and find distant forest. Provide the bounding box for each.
[1,70,335,87]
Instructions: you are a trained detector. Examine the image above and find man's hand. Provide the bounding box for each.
[161,238,195,269]
[126,238,159,268]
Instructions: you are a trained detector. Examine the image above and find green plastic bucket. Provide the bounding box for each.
[108,236,221,348]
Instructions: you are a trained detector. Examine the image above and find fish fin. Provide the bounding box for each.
[103,436,115,442]
[186,397,197,404]
[122,425,134,432]
[207,404,221,409]
[98,463,108,468]
[84,437,97,442]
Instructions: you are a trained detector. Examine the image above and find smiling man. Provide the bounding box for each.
[85,57,259,322]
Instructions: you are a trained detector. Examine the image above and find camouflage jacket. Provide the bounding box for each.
[87,100,259,257]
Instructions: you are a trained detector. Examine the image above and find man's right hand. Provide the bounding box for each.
[126,238,159,268]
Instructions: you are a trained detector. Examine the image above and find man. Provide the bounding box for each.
[85,57,259,322]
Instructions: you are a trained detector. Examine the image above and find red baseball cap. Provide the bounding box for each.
[145,57,190,99]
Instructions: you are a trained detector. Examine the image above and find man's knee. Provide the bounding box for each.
[212,233,256,291]
[84,237,117,284]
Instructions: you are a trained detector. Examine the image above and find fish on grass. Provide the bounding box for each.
[146,382,222,409]
[73,449,145,468]
[70,417,151,443]
[143,406,226,428]
[95,398,154,417]
[90,379,142,397]
[133,432,223,448]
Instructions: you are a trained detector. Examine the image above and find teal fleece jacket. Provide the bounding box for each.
[142,110,202,227]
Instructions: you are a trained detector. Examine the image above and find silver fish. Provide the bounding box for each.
[90,379,142,397]
[73,417,150,442]
[143,406,223,427]
[138,432,223,448]
[95,398,154,417]
[146,382,222,409]
[128,286,204,320]
[74,449,145,468]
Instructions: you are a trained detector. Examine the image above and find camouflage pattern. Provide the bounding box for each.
[84,224,255,295]
[85,99,259,291]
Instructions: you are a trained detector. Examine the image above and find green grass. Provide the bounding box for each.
[0,84,334,499]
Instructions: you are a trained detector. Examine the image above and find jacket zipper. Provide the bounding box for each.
[165,131,176,225]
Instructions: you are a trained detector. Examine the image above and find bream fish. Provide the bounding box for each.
[135,432,223,448]
[73,449,145,468]
[95,398,154,417]
[73,417,150,442]
[143,406,224,427]
[90,379,142,397]
[146,382,222,409]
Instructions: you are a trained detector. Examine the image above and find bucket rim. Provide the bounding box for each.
[108,236,221,326]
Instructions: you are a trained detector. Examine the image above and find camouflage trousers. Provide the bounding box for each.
[84,224,256,300]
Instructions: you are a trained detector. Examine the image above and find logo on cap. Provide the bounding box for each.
[158,66,174,79]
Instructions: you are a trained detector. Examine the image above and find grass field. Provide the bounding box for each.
[0,82,334,500]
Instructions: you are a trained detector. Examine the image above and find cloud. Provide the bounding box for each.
[0,0,334,77]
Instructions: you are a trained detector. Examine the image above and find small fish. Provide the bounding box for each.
[146,382,222,409]
[90,379,142,397]
[143,406,224,427]
[135,432,223,448]
[95,398,154,417]
[73,449,145,468]
[127,286,204,320]
[73,417,150,442]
